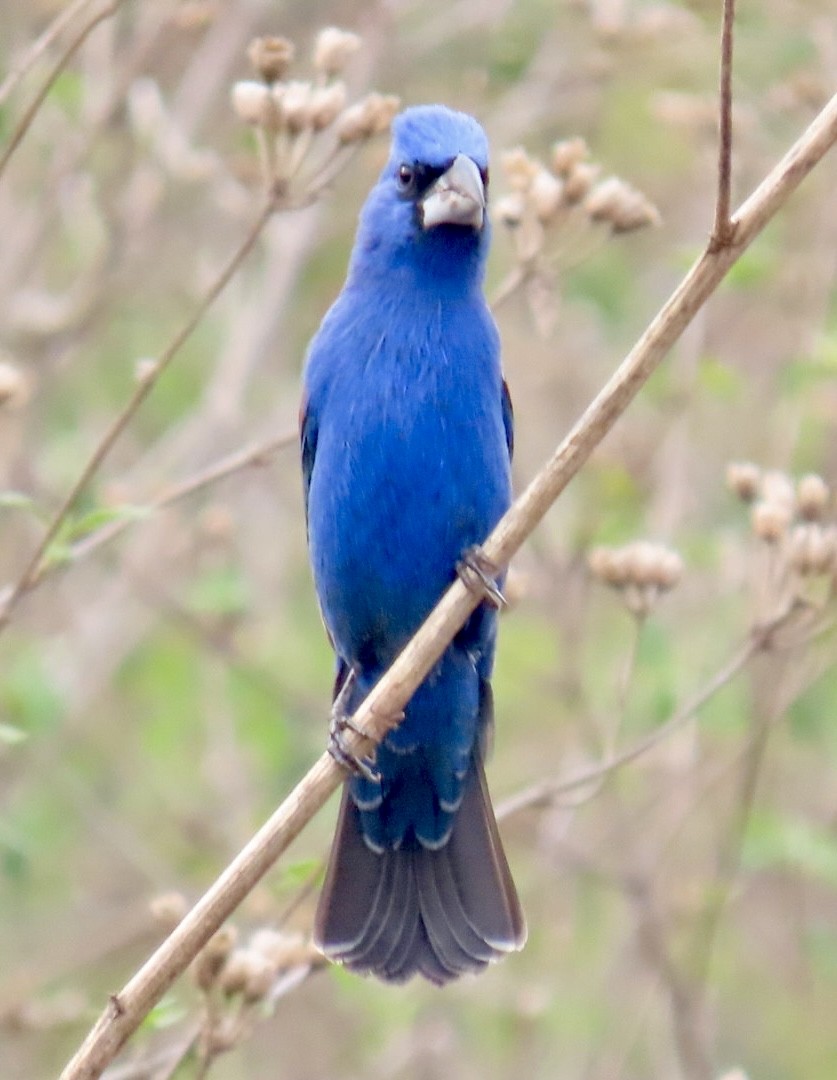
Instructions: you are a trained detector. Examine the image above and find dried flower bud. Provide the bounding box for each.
[150,891,189,932]
[653,547,684,590]
[495,192,527,228]
[550,137,589,177]
[231,80,273,127]
[562,161,599,203]
[530,167,565,223]
[726,461,761,502]
[500,147,539,192]
[313,27,362,77]
[336,93,400,143]
[280,79,313,134]
[588,545,632,588]
[797,473,829,521]
[626,541,683,590]
[307,80,347,131]
[219,948,275,1001]
[751,499,791,543]
[759,469,795,512]
[134,357,158,384]
[247,36,294,83]
[217,948,251,996]
[249,928,291,965]
[585,177,661,233]
[193,925,239,990]
[792,523,837,575]
[0,358,31,409]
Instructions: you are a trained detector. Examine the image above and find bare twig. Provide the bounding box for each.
[0,1,124,182]
[58,91,837,1080]
[711,0,737,249]
[68,430,297,564]
[0,0,99,106]
[497,621,761,819]
[0,197,278,636]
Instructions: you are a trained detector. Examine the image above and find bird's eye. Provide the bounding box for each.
[397,164,415,191]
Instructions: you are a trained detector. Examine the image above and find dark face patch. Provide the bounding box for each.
[395,160,452,201]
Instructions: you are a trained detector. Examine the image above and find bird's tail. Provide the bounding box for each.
[313,762,526,984]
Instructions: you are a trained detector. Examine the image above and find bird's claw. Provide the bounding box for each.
[328,669,381,783]
[457,546,506,609]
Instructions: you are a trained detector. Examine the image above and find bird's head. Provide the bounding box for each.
[349,105,491,287]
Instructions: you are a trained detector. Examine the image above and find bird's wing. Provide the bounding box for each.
[299,390,318,530]
[501,377,514,462]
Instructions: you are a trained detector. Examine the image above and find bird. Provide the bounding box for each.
[300,104,526,985]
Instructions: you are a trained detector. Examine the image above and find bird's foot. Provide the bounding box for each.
[457,546,506,610]
[328,669,381,783]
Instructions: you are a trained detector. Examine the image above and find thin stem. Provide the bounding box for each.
[0,0,98,106]
[0,1,124,182]
[710,0,736,249]
[0,198,278,636]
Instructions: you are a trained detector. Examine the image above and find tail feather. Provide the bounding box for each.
[314,761,526,985]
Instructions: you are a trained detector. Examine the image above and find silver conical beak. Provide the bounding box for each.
[420,154,486,231]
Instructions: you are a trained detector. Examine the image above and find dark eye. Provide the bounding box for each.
[397,163,415,191]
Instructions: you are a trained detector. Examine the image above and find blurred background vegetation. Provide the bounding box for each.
[1,1,836,1078]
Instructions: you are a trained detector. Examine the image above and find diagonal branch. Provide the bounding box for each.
[0,0,126,182]
[59,89,837,1080]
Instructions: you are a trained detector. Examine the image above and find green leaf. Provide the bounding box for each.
[0,490,36,511]
[0,722,27,745]
[59,504,151,544]
[744,812,837,888]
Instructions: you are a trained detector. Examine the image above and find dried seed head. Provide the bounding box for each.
[149,892,189,933]
[588,545,632,588]
[280,79,313,134]
[495,191,527,228]
[530,167,565,223]
[217,948,252,996]
[759,469,795,513]
[585,177,661,233]
[751,499,792,543]
[249,928,290,966]
[307,80,347,131]
[500,147,539,192]
[247,36,295,83]
[193,925,239,991]
[626,541,683,590]
[0,358,31,409]
[726,461,761,502]
[550,137,589,177]
[789,523,835,575]
[228,79,275,128]
[313,27,362,77]
[335,93,400,143]
[797,473,829,521]
[219,948,276,1001]
[230,80,273,127]
[562,161,599,203]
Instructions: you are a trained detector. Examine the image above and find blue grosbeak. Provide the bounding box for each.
[301,105,525,983]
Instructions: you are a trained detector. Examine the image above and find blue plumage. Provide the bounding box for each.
[302,106,525,982]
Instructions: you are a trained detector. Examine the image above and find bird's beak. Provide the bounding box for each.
[420,154,486,231]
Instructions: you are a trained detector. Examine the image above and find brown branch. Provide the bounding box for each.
[710,0,737,249]
[0,1,125,182]
[0,197,278,637]
[59,92,837,1080]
